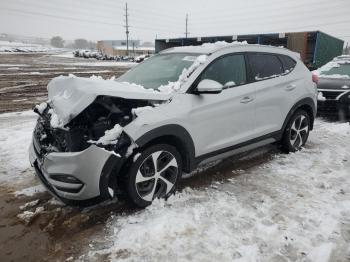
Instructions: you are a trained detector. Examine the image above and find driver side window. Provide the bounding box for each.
[199,54,247,88]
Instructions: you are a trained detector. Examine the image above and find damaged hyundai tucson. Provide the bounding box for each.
[29,42,317,208]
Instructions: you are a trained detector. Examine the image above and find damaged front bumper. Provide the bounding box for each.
[29,137,120,205]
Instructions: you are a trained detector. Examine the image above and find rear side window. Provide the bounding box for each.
[199,54,247,87]
[279,55,297,72]
[248,53,283,80]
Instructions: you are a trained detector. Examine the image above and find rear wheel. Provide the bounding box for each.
[281,109,310,153]
[124,144,182,208]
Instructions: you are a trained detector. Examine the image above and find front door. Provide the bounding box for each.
[186,54,257,157]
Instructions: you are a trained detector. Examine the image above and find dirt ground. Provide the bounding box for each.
[0,52,134,261]
[0,145,277,262]
[0,52,129,113]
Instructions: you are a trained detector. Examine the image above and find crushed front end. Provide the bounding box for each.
[29,96,148,205]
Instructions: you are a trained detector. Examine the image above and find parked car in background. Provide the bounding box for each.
[315,56,350,120]
[30,43,317,208]
[135,54,151,63]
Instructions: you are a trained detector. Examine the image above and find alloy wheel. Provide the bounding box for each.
[135,150,178,202]
[290,115,309,149]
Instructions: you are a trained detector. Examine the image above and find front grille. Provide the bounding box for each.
[318,101,338,112]
[322,91,345,100]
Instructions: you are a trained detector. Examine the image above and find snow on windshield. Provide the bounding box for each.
[158,55,207,93]
[314,59,350,79]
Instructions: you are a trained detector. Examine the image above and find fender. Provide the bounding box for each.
[281,97,316,136]
[135,124,196,172]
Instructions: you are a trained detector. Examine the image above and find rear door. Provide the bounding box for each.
[247,53,297,136]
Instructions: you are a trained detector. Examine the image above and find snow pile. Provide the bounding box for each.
[34,102,47,114]
[255,70,290,81]
[86,120,350,261]
[90,124,123,145]
[14,184,46,197]
[17,206,44,225]
[158,55,207,93]
[126,142,138,157]
[131,106,154,117]
[0,111,37,185]
[201,40,248,49]
[0,40,58,53]
[319,74,350,79]
[48,108,65,129]
[317,92,326,101]
[19,200,40,210]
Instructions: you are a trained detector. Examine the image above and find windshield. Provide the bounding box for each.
[117,53,200,89]
[320,63,350,77]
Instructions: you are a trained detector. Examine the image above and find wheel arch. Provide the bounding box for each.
[135,124,196,173]
[282,97,316,135]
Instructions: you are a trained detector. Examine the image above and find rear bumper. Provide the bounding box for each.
[29,138,119,204]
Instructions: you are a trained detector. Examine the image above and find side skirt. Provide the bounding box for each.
[194,131,282,168]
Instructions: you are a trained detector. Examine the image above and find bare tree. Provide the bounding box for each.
[50,36,64,48]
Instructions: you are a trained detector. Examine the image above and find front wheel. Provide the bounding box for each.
[124,144,182,208]
[281,109,310,153]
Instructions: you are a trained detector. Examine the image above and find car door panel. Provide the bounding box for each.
[187,84,256,156]
[247,53,298,136]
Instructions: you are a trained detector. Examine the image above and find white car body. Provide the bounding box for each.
[29,43,317,204]
[125,45,316,157]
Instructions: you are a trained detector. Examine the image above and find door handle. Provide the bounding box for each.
[240,96,254,104]
[285,84,296,91]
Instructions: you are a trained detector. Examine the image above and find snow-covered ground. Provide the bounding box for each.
[0,40,59,53]
[0,111,349,261]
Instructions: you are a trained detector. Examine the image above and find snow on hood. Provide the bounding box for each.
[313,60,350,79]
[47,75,172,126]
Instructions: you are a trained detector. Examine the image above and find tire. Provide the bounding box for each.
[123,144,182,208]
[281,109,310,153]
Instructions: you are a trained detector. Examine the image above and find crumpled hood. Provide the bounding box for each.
[47,75,172,125]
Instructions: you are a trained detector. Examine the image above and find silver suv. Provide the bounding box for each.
[29,43,317,207]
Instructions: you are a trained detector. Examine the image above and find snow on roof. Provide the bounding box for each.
[161,41,297,57]
[112,46,155,51]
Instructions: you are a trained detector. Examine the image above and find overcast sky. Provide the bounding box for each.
[0,0,349,44]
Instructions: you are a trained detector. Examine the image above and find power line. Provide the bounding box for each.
[4,0,185,31]
[189,0,347,15]
[1,7,122,26]
[7,0,184,27]
[189,0,348,24]
[188,8,350,30]
[0,7,182,34]
[86,0,186,19]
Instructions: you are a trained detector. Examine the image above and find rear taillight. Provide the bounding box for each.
[312,74,318,84]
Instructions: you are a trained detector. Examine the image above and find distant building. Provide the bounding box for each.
[97,40,155,57]
[155,31,344,69]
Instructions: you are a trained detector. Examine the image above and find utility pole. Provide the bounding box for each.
[185,13,189,39]
[124,2,130,56]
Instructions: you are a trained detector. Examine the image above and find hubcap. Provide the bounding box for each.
[135,150,178,202]
[290,115,309,149]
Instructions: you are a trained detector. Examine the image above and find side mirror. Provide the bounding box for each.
[196,79,223,94]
